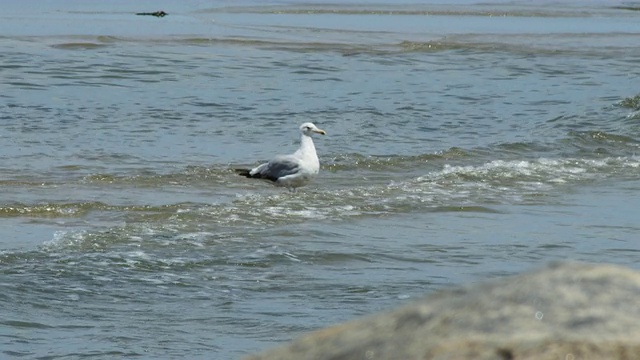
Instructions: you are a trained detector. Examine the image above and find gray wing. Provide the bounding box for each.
[253,155,301,181]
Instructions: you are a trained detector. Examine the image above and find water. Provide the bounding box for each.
[2,0,640,358]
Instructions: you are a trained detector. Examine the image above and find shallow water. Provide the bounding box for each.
[2,1,640,359]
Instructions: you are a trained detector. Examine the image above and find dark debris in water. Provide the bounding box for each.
[136,11,167,18]
[619,94,640,110]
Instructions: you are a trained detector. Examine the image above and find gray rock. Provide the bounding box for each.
[244,262,640,360]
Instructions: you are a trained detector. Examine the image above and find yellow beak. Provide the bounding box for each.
[313,129,327,135]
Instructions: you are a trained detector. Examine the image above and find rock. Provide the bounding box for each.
[244,262,640,360]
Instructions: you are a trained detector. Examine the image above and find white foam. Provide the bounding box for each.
[186,155,640,225]
[419,157,637,185]
[43,230,89,248]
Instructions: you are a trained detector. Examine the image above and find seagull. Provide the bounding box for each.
[235,122,327,190]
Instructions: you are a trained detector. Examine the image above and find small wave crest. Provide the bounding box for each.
[14,155,640,256]
[82,166,229,186]
[100,156,640,226]
[210,4,592,18]
[414,156,640,198]
[325,148,473,172]
[0,202,107,218]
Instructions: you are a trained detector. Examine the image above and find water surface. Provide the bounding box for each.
[2,1,640,358]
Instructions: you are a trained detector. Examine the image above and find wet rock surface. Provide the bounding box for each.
[245,262,640,360]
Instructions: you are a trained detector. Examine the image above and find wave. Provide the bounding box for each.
[5,30,633,58]
[51,42,111,50]
[207,4,613,18]
[324,147,474,172]
[568,130,640,145]
[81,165,229,186]
[17,155,638,223]
[0,202,109,217]
[418,156,640,186]
[0,153,633,261]
[40,36,637,57]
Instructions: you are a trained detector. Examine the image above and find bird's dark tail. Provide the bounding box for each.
[235,168,278,182]
[235,169,252,178]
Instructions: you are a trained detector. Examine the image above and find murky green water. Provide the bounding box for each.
[2,1,640,358]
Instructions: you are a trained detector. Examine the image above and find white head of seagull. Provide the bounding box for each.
[236,122,327,190]
[300,122,327,136]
